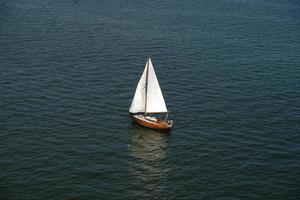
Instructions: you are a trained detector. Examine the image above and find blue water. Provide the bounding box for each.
[1,0,300,199]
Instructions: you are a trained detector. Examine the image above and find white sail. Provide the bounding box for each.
[129,62,147,113]
[129,58,168,114]
[146,58,168,113]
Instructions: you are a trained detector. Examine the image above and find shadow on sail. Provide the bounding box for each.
[128,124,171,199]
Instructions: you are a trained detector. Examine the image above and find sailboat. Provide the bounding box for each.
[129,57,173,130]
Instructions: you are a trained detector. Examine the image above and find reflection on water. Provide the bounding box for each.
[128,124,172,199]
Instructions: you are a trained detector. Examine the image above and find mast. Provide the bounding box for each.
[144,57,150,116]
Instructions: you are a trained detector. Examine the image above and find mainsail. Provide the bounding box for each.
[129,63,147,113]
[129,58,168,114]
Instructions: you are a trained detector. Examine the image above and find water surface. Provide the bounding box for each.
[1,0,300,199]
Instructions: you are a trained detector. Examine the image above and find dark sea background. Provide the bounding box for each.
[1,0,300,199]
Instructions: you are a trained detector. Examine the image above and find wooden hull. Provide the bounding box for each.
[131,114,173,131]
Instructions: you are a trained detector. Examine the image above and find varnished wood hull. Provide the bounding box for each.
[131,115,173,131]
